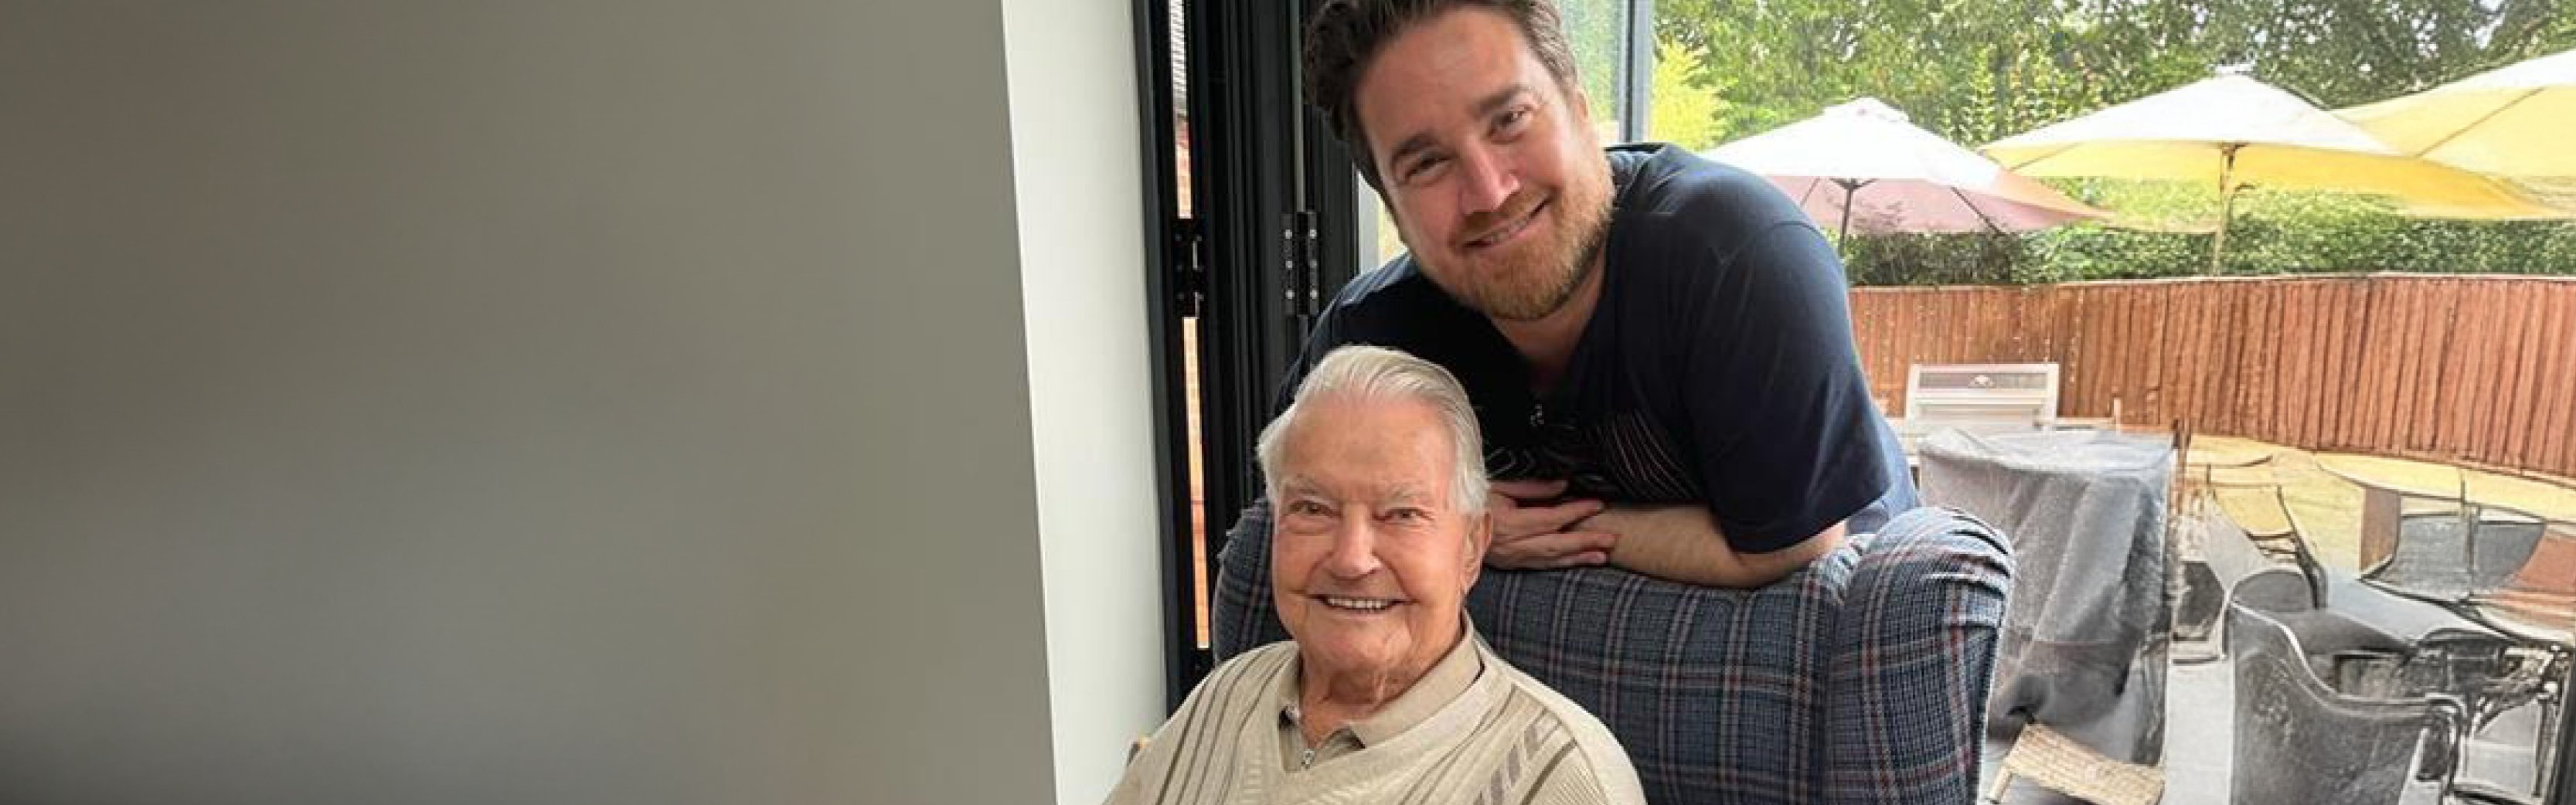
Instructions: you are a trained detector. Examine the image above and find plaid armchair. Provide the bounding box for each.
[1215,505,2016,804]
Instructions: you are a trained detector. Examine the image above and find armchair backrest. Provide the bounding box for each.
[1458,506,2013,805]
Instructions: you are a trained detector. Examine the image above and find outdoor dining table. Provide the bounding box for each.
[2316,460,2414,570]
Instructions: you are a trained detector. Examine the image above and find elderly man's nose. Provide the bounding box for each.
[1456,147,1517,214]
[1325,521,1383,578]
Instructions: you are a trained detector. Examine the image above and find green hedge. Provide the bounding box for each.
[1837,184,2576,286]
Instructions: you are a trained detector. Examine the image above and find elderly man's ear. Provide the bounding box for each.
[1465,512,1494,586]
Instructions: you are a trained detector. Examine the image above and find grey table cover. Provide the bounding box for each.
[1920,428,2173,765]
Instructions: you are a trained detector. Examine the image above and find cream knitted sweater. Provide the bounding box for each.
[1103,637,1646,805]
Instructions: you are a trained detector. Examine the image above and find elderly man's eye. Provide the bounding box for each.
[1285,500,1331,518]
[1383,508,1431,523]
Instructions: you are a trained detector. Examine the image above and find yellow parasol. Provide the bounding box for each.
[1983,73,2566,273]
[2337,47,2576,181]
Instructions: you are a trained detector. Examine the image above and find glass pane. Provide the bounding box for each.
[1171,0,1210,650]
[1649,0,2576,800]
[1555,0,1630,144]
[1370,191,1407,268]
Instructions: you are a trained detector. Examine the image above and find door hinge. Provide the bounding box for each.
[1283,210,1320,321]
[1171,216,1207,318]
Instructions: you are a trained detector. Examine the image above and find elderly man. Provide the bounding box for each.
[1106,345,1645,805]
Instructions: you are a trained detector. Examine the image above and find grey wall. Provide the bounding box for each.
[0,2,1159,802]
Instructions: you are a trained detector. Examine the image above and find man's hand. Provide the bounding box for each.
[1581,504,1847,589]
[1484,479,1618,569]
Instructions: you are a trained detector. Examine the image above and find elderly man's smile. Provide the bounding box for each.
[1315,594,1404,613]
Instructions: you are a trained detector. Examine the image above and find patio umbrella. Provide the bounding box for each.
[2336,46,2576,180]
[1702,98,2105,247]
[1982,73,2567,273]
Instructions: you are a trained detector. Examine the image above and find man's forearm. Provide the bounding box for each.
[1581,504,1844,589]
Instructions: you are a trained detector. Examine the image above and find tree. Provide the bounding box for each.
[1649,40,1730,150]
[1646,0,2576,284]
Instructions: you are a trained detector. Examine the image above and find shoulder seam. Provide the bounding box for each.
[1707,218,1826,273]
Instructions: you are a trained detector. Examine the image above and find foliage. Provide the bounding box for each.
[1837,184,2576,284]
[1648,39,1730,151]
[1645,0,2576,284]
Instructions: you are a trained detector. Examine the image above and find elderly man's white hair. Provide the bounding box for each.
[1254,345,1489,515]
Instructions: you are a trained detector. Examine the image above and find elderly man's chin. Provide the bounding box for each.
[1291,601,1422,661]
[1303,622,1422,675]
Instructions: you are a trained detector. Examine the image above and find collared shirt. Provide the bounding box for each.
[1273,627,1484,771]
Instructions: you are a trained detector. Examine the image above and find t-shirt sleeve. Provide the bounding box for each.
[1682,222,1892,552]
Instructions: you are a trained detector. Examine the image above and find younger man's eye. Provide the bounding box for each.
[1404,155,1448,182]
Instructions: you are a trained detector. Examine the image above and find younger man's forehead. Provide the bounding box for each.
[1353,8,1552,146]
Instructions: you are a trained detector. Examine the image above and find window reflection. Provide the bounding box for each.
[1649,0,2576,800]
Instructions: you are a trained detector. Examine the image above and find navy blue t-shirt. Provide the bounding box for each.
[1278,143,1916,551]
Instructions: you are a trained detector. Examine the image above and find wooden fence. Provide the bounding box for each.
[1850,274,2576,481]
